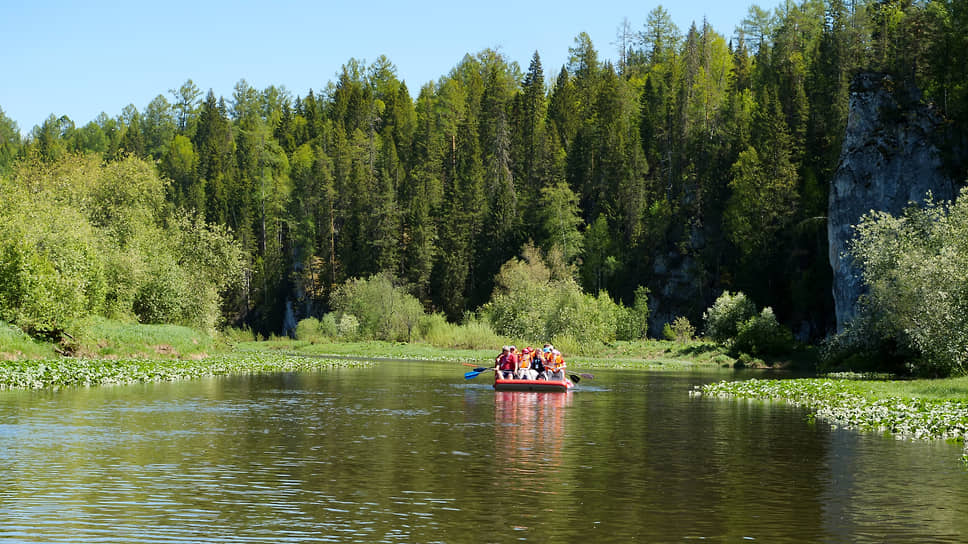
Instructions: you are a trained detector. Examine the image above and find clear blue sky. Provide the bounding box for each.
[1,0,769,134]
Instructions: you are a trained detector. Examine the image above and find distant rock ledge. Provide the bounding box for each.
[828,72,954,332]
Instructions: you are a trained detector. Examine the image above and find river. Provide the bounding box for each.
[0,360,965,542]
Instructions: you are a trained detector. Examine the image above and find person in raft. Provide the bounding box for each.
[494,346,518,380]
[495,346,515,379]
[516,347,538,380]
[507,346,520,378]
[549,349,567,381]
[529,347,547,379]
[539,344,555,380]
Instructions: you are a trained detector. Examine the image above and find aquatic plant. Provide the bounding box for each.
[698,378,968,445]
[0,352,368,389]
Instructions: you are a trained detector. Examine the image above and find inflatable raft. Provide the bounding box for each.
[493,377,574,392]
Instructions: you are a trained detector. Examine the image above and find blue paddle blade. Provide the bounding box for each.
[464,370,482,379]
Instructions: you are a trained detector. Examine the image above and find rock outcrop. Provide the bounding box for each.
[828,72,954,331]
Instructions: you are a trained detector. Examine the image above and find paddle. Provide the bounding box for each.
[568,372,595,383]
[464,368,494,380]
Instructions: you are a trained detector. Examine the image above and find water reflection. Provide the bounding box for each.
[494,391,572,480]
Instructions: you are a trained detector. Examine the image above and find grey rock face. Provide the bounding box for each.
[828,73,954,331]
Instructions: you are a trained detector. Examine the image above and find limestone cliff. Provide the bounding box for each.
[828,72,954,331]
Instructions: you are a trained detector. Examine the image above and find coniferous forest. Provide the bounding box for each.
[1,0,967,344]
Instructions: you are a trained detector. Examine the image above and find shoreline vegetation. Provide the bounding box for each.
[697,377,968,463]
[2,320,966,462]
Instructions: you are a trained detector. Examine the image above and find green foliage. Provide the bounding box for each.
[13,2,968,348]
[295,317,324,343]
[666,316,696,343]
[618,285,651,341]
[537,181,584,264]
[479,246,628,346]
[847,188,968,376]
[132,262,189,325]
[330,273,424,342]
[220,325,257,344]
[0,154,242,338]
[703,292,792,356]
[733,308,794,356]
[336,314,360,340]
[295,315,340,343]
[0,107,21,175]
[0,197,106,336]
[416,313,503,349]
[703,291,757,344]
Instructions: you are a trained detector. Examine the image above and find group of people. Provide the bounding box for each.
[494,344,567,381]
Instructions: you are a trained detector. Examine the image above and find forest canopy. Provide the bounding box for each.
[0,0,966,351]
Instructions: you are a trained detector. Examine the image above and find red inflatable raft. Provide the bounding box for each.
[493,377,574,392]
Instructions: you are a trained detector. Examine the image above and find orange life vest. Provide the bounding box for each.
[552,354,565,370]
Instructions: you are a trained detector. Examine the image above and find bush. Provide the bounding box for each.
[336,313,360,340]
[132,261,190,325]
[417,313,455,345]
[0,154,242,337]
[480,248,630,346]
[295,315,339,343]
[0,234,103,337]
[819,312,911,375]
[623,286,651,340]
[732,308,794,357]
[221,325,257,343]
[703,291,757,345]
[667,316,695,343]
[295,317,323,343]
[331,273,425,341]
[848,188,968,376]
[549,334,582,356]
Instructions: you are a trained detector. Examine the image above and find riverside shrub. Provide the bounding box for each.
[479,250,629,345]
[0,154,242,336]
[330,274,425,342]
[703,291,757,344]
[733,308,794,356]
[849,188,968,376]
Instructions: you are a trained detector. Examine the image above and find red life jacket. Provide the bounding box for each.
[498,353,513,371]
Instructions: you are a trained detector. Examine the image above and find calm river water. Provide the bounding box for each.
[0,360,966,543]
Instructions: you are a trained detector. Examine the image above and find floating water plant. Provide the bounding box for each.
[697,378,968,446]
[0,352,368,389]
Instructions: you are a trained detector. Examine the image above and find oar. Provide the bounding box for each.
[568,373,595,383]
[461,363,490,373]
[464,368,494,380]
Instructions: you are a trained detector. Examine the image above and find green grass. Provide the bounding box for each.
[233,337,752,372]
[236,338,496,364]
[0,322,56,359]
[70,317,215,359]
[852,376,968,402]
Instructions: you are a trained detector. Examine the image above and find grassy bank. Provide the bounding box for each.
[0,318,217,360]
[698,377,968,462]
[236,337,753,371]
[0,322,56,360]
